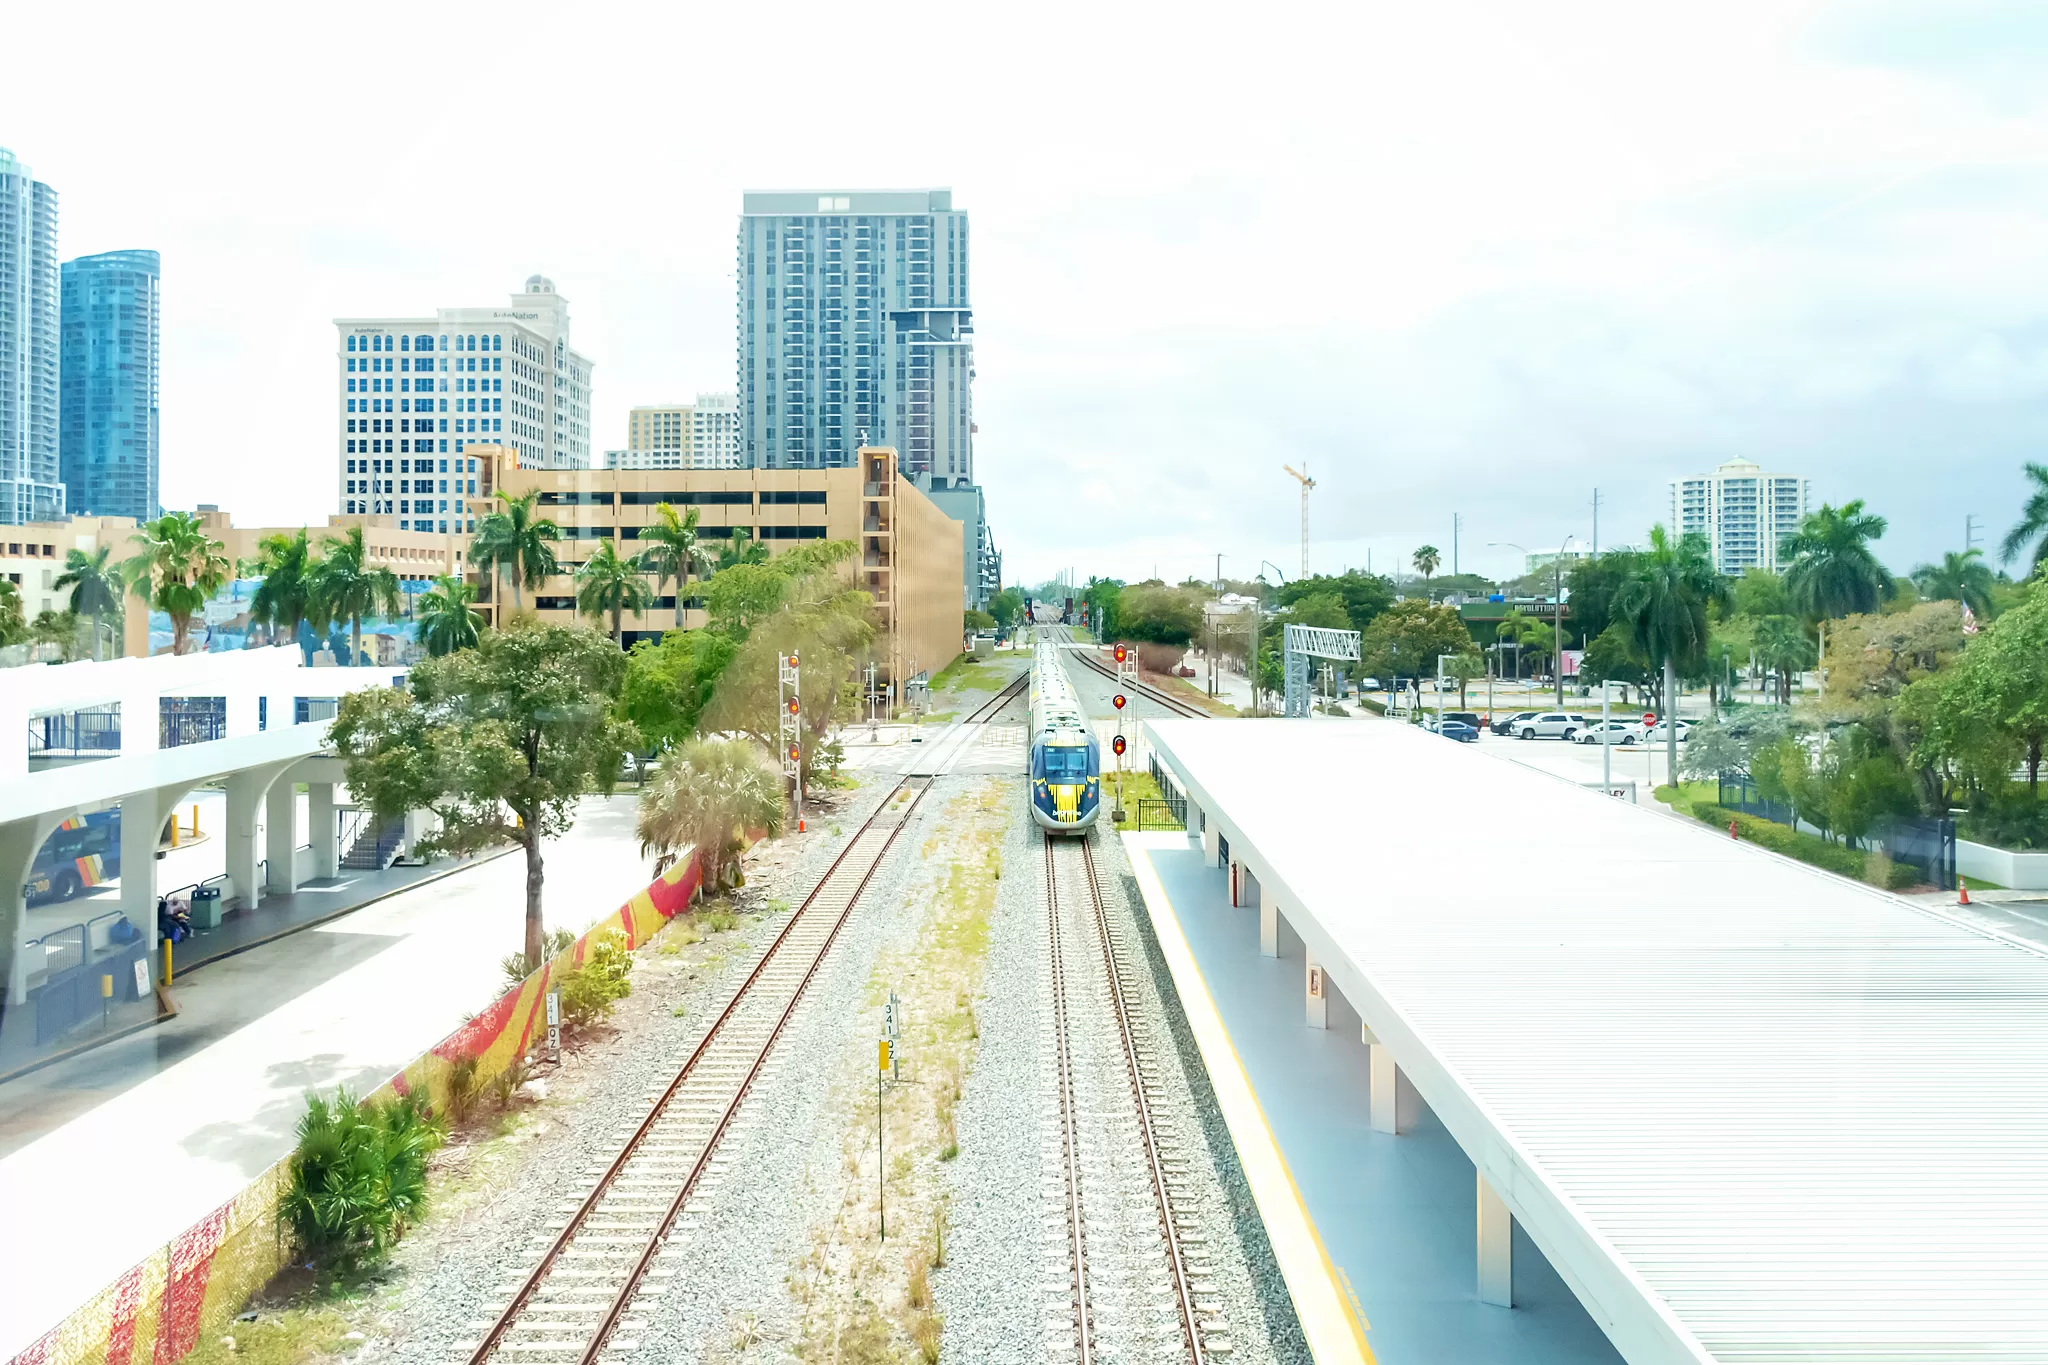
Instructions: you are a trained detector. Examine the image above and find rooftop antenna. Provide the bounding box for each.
[1283,463,1316,578]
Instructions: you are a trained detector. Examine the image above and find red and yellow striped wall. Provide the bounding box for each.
[8,850,705,1365]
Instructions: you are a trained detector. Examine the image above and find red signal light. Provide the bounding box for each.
[1112,735,1127,756]
[1113,643,1127,663]
[1113,694,1127,711]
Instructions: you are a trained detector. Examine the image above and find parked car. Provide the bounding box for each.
[1442,711,1484,732]
[1511,712,1592,741]
[1423,719,1479,743]
[1492,710,1540,736]
[1574,720,1641,746]
[1642,720,1694,745]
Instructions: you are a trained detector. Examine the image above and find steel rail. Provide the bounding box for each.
[467,670,1028,1365]
[1080,839,1207,1363]
[1044,837,1096,1365]
[1068,646,1210,719]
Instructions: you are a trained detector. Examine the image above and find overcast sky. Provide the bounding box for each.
[6,0,2046,587]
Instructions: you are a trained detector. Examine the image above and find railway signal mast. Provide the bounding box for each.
[779,650,803,830]
[1283,462,1315,579]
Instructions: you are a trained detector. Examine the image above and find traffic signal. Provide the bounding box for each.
[1113,643,1128,664]
[788,743,801,762]
[1112,735,1127,756]
[1113,694,1127,711]
[787,698,800,715]
[787,652,800,668]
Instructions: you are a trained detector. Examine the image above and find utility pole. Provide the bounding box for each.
[1966,514,1982,552]
[1591,488,1602,556]
[1453,513,1462,578]
[1283,463,1315,579]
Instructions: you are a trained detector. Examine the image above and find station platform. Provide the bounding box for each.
[1142,717,2048,1365]
[0,796,652,1363]
[1125,831,1620,1364]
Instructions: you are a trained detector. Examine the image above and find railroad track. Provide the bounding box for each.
[1043,835,1220,1362]
[1067,645,1212,719]
[458,671,1027,1365]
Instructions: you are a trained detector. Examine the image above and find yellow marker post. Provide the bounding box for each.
[876,1037,892,1243]
[169,818,179,849]
[161,938,173,987]
[101,973,113,1028]
[191,803,200,837]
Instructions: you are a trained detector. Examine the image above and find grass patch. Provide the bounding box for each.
[178,1301,367,1365]
[1653,781,1718,819]
[1104,769,1183,830]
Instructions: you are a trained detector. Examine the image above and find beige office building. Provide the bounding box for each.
[467,444,962,695]
[615,394,740,470]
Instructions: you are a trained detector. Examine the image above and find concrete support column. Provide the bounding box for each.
[224,772,268,910]
[1,812,69,1011]
[1477,1173,1514,1307]
[309,783,339,878]
[1305,954,1327,1028]
[265,779,299,895]
[1259,882,1278,958]
[1365,1026,1400,1135]
[1200,813,1219,864]
[119,790,161,949]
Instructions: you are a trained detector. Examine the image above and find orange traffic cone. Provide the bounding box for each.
[799,818,807,833]
[1729,820,1739,840]
[1959,876,1970,906]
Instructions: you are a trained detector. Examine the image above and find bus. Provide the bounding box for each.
[25,810,121,906]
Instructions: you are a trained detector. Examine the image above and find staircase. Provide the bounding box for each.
[341,815,406,871]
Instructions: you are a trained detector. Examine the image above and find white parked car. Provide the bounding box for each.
[1574,720,1641,746]
[1641,720,1694,745]
[1510,712,1591,741]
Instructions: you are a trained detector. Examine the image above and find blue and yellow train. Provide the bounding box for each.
[1029,640,1101,833]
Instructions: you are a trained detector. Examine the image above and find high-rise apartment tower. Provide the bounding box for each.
[335,275,593,531]
[61,249,161,521]
[615,394,740,470]
[737,190,973,480]
[1669,457,1809,576]
[0,149,65,526]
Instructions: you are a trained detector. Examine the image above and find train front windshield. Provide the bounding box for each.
[1041,744,1092,781]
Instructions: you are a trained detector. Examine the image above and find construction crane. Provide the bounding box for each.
[1283,463,1315,578]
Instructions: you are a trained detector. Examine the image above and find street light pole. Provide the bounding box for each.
[1552,535,1575,708]
[1437,653,1455,733]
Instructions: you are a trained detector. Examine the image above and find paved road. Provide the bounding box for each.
[0,795,654,1362]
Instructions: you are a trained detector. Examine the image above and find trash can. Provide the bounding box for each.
[190,884,223,930]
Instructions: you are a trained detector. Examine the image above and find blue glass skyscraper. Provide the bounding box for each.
[61,249,161,520]
[0,148,64,525]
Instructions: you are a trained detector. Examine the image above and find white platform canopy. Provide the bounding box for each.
[1148,717,2048,1365]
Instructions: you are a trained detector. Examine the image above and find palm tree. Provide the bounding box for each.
[635,738,787,895]
[125,512,231,655]
[470,489,560,614]
[1999,462,2048,573]
[576,540,653,647]
[1782,499,1892,622]
[242,528,316,650]
[712,527,769,572]
[414,574,484,657]
[54,544,124,660]
[0,579,23,645]
[1613,525,1724,778]
[1911,548,1997,619]
[1412,544,1441,598]
[637,502,711,628]
[308,525,402,667]
[1752,614,1816,704]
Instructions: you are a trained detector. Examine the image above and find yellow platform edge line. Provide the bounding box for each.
[1123,834,1375,1365]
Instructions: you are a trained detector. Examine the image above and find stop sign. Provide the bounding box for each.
[1643,712,1657,727]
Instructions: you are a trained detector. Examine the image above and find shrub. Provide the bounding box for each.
[1694,805,1914,887]
[555,931,633,1028]
[444,1051,483,1125]
[280,1088,445,1273]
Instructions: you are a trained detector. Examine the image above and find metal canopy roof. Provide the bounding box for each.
[1147,717,2048,1365]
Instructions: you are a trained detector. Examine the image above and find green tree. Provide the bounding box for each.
[1360,599,1477,696]
[989,586,1026,634]
[1579,621,1650,700]
[1783,499,1892,621]
[963,608,996,633]
[1411,545,1441,596]
[636,502,711,629]
[635,737,787,894]
[1118,583,1204,645]
[1729,567,1791,620]
[470,489,560,614]
[1080,578,1122,639]
[1564,549,1645,648]
[54,544,124,660]
[1680,708,1807,782]
[712,527,769,571]
[29,609,84,661]
[704,563,792,634]
[1752,614,1816,703]
[1613,525,1724,777]
[125,511,231,656]
[1911,549,1997,619]
[619,629,739,753]
[576,539,654,647]
[414,574,484,657]
[309,525,403,668]
[1277,570,1394,635]
[330,622,633,969]
[242,528,316,650]
[0,579,23,645]
[1938,579,2048,793]
[1999,461,2048,573]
